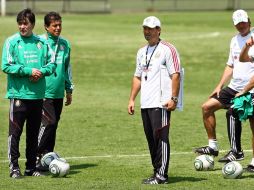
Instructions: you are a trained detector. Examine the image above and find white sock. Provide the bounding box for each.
[250,158,254,166]
[208,139,218,150]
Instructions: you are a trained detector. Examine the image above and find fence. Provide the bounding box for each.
[1,0,254,16]
[1,0,110,15]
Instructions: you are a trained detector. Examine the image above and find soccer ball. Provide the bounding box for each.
[41,152,60,167]
[49,158,70,177]
[222,161,243,179]
[194,155,214,171]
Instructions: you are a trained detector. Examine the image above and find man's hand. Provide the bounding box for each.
[128,100,135,115]
[209,86,222,98]
[163,100,177,111]
[29,68,42,82]
[246,36,254,47]
[65,93,72,106]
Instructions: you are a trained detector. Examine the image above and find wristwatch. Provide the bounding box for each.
[171,96,178,104]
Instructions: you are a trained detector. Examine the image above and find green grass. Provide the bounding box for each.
[1,11,254,189]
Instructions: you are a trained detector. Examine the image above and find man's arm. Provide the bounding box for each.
[239,36,254,62]
[236,76,254,97]
[128,76,141,115]
[209,65,233,98]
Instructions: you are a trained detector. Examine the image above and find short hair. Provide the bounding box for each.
[44,12,62,27]
[16,8,35,25]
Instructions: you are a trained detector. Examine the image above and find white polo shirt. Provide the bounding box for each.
[227,30,254,93]
[134,40,181,108]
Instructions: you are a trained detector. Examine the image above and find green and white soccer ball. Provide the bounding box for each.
[194,155,214,171]
[222,161,243,179]
[49,158,70,177]
[41,152,60,167]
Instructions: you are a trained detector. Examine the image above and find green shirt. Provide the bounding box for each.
[40,32,73,98]
[1,32,56,99]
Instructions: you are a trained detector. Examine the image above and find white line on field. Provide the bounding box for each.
[0,149,252,163]
[175,32,220,40]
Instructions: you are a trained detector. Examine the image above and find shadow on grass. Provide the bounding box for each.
[241,173,254,179]
[68,163,97,175]
[169,176,207,184]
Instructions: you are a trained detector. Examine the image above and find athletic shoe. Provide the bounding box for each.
[246,164,254,172]
[10,168,22,179]
[143,173,168,184]
[36,157,48,171]
[194,146,219,156]
[24,169,43,177]
[218,150,244,163]
[142,173,156,183]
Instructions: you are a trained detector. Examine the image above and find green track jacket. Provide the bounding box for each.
[1,32,56,99]
[40,32,73,98]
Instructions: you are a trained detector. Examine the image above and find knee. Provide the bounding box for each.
[201,103,212,115]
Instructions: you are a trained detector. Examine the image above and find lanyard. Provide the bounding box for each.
[46,33,59,63]
[145,40,160,81]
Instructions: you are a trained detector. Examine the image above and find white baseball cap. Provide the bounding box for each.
[232,9,249,25]
[143,16,161,28]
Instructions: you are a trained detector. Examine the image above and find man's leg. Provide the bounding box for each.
[141,109,157,176]
[8,99,26,178]
[218,108,244,162]
[38,99,58,155]
[25,100,43,174]
[246,118,254,172]
[143,108,170,184]
[194,98,223,156]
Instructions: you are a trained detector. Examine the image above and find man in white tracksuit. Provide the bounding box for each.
[128,16,181,184]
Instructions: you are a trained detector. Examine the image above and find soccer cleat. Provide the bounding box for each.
[10,168,22,179]
[218,150,244,163]
[194,146,219,157]
[24,169,43,177]
[142,173,156,183]
[143,173,168,184]
[36,157,49,171]
[246,164,254,172]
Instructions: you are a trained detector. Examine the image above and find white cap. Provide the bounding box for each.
[232,9,249,25]
[143,16,161,28]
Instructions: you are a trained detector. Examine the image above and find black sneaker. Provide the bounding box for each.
[142,173,156,183]
[24,169,43,177]
[36,157,48,171]
[194,146,219,156]
[246,164,254,172]
[143,174,168,184]
[218,150,244,163]
[10,168,22,179]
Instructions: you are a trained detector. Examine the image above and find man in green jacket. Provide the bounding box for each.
[1,8,56,178]
[37,12,73,170]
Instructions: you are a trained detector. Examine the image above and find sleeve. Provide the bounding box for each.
[226,38,234,66]
[134,49,143,77]
[1,39,32,76]
[65,45,74,93]
[165,44,181,75]
[39,41,57,76]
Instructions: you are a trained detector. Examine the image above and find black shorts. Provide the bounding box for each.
[210,86,238,109]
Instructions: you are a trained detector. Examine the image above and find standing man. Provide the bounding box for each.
[36,12,73,169]
[128,16,181,184]
[238,34,254,172]
[194,10,254,163]
[1,8,56,178]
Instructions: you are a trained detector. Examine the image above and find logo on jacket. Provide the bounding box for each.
[60,45,64,51]
[37,42,42,49]
[15,100,21,107]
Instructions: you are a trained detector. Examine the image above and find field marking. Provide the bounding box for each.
[0,149,252,163]
[175,32,221,40]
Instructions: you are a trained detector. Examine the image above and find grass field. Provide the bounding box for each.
[1,11,254,190]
